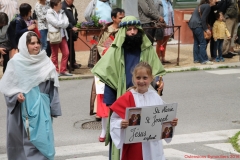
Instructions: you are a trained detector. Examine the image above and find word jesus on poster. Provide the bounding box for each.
[124,103,177,144]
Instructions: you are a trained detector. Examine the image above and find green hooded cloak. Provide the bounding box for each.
[92,16,165,98]
[91,16,166,160]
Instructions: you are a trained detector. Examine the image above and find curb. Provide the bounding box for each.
[1,62,238,80]
[165,62,240,73]
[58,74,94,81]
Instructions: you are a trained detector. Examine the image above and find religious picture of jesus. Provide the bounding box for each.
[161,122,173,139]
[128,108,141,126]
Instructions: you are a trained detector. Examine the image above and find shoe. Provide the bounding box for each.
[162,60,171,63]
[60,72,73,76]
[228,52,237,56]
[88,64,94,68]
[215,57,220,62]
[209,57,216,61]
[75,63,82,67]
[219,57,225,62]
[201,61,213,65]
[194,60,200,63]
[95,115,101,121]
[58,73,60,77]
[222,54,233,58]
[67,65,75,71]
[99,136,105,142]
[72,63,81,69]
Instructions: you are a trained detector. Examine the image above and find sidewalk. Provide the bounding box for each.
[56,42,240,79]
[0,42,239,79]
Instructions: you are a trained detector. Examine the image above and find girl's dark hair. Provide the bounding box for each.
[215,11,222,20]
[50,0,61,8]
[0,12,8,25]
[199,0,210,5]
[19,3,32,17]
[98,8,125,40]
[26,32,41,45]
[111,8,125,18]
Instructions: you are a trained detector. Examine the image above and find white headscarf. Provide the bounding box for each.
[0,31,59,96]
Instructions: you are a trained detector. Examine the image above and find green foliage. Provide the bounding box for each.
[189,67,200,71]
[218,66,229,68]
[91,15,102,28]
[76,15,105,28]
[75,22,81,28]
[203,67,212,70]
[229,131,240,153]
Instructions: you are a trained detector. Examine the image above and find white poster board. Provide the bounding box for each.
[124,103,177,144]
[94,76,105,94]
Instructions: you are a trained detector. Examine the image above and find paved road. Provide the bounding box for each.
[0,68,240,159]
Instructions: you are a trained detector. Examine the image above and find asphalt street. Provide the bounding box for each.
[0,68,240,160]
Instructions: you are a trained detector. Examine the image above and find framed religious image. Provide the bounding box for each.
[124,103,177,144]
[161,122,174,139]
[127,108,141,126]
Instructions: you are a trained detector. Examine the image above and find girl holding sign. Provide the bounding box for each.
[110,62,178,160]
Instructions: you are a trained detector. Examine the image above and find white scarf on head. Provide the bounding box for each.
[0,31,59,96]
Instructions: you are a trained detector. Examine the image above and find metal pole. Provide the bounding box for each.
[177,26,181,66]
[69,30,73,73]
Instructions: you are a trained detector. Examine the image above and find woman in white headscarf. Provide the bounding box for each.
[0,31,61,160]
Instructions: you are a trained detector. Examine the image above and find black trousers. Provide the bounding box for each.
[209,37,215,58]
[46,41,52,57]
[142,23,156,45]
[2,52,9,73]
[67,38,76,66]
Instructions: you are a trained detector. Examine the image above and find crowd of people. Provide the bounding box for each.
[189,0,240,64]
[5,0,240,159]
[0,0,82,76]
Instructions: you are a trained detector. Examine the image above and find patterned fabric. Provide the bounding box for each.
[164,5,173,36]
[0,0,18,22]
[119,20,141,27]
[35,1,51,30]
[97,25,117,56]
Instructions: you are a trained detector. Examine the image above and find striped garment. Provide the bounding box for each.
[35,1,50,30]
[0,0,18,22]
